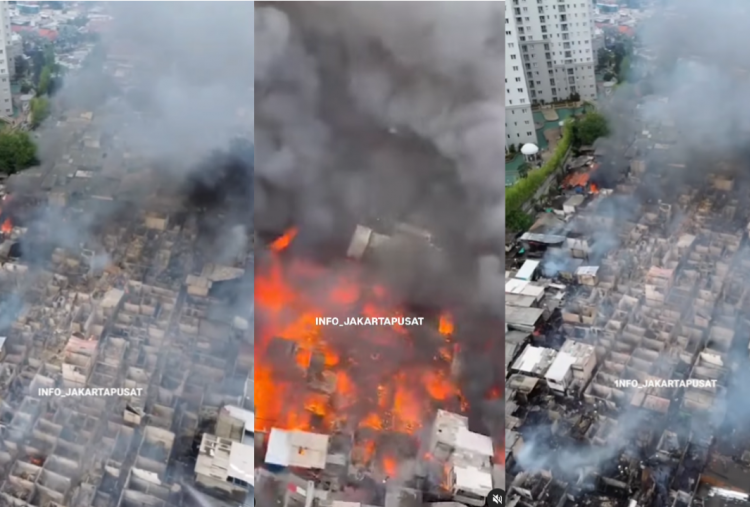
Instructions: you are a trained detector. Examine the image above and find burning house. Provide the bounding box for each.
[254,223,503,506]
[253,2,511,505]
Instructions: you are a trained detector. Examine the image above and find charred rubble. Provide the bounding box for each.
[505,106,750,506]
[0,53,255,507]
[253,223,504,507]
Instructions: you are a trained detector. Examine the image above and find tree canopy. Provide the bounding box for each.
[0,131,38,174]
[30,97,50,128]
[38,66,52,95]
[572,112,610,147]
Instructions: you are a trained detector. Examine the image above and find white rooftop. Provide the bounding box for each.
[505,279,545,298]
[222,405,255,434]
[265,429,329,469]
[433,409,470,449]
[515,260,540,281]
[453,465,493,496]
[545,352,577,383]
[511,346,557,376]
[456,427,493,457]
[228,441,255,486]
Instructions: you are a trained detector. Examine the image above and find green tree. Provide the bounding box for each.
[0,131,38,174]
[43,47,56,69]
[30,97,50,128]
[572,112,610,147]
[518,163,530,179]
[507,209,535,233]
[38,66,52,96]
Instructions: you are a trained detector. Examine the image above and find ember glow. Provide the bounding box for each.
[268,226,298,253]
[255,229,467,439]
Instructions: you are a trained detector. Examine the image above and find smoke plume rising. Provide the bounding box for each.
[254,1,506,474]
[521,0,750,483]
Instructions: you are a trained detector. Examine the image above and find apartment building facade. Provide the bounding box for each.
[0,1,12,118]
[509,0,597,105]
[505,12,538,149]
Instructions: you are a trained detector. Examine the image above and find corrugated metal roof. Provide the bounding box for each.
[506,306,544,330]
[519,232,566,244]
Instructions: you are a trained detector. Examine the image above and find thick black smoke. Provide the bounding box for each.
[184,139,254,215]
[254,0,505,476]
[255,2,505,246]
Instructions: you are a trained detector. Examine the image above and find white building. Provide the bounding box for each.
[194,434,254,500]
[429,410,498,507]
[508,0,597,105]
[0,1,11,118]
[505,12,537,149]
[194,406,256,503]
[545,339,597,393]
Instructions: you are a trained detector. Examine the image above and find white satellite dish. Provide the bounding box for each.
[521,143,539,156]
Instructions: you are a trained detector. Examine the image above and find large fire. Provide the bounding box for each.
[255,228,468,451]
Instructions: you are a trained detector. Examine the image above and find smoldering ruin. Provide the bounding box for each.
[505,2,750,507]
[0,3,256,507]
[254,2,505,507]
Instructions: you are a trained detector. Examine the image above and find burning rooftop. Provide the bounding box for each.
[254,225,503,506]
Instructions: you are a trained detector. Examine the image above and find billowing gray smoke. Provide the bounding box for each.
[51,2,253,162]
[516,409,648,480]
[520,0,750,484]
[0,4,254,496]
[620,0,750,153]
[254,2,505,243]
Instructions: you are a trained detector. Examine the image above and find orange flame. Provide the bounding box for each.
[494,445,505,465]
[1,218,11,234]
[269,227,298,253]
[255,235,467,437]
[590,183,599,194]
[382,455,398,476]
[424,370,458,401]
[438,313,454,336]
